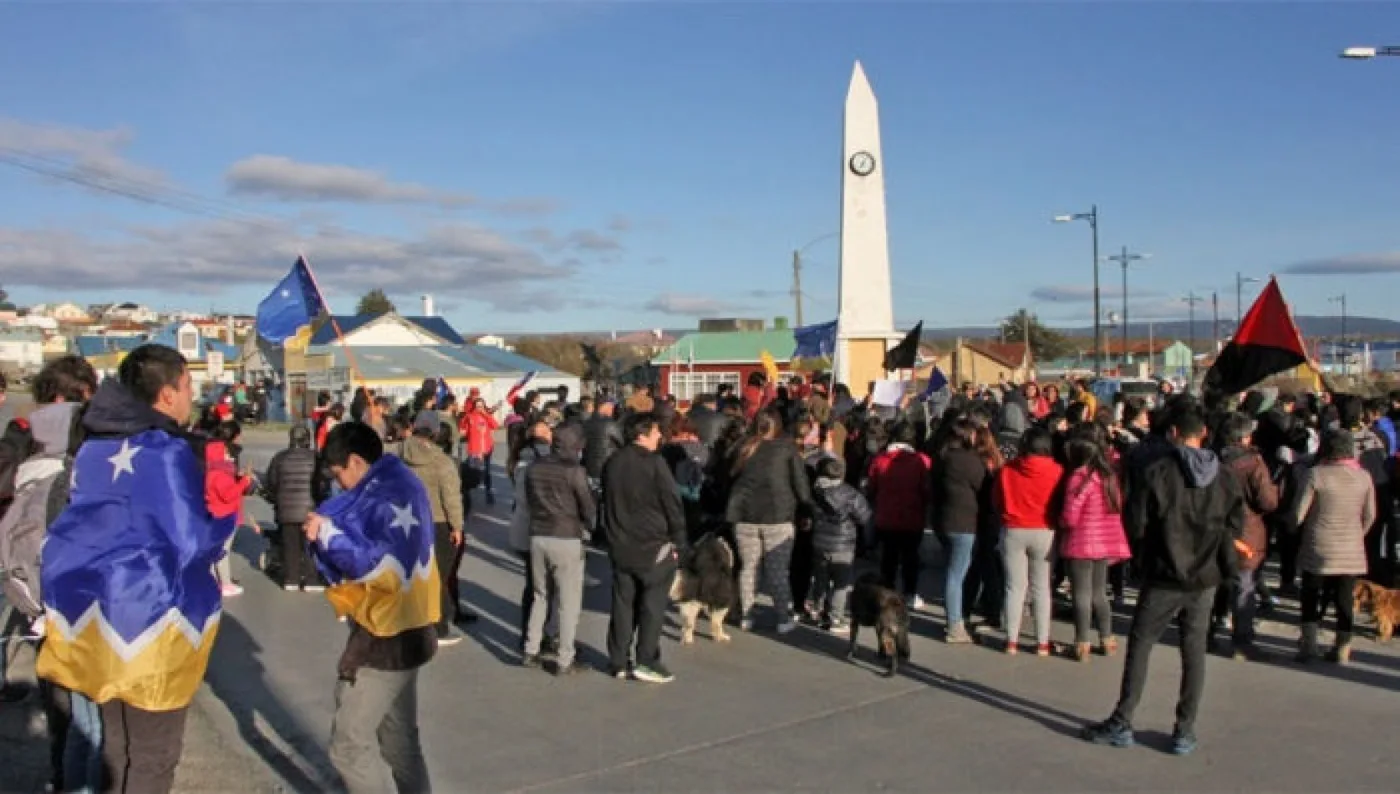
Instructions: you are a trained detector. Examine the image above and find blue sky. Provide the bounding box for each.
[1,1,1398,334]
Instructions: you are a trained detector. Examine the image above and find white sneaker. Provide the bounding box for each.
[908,595,925,611]
[283,584,300,592]
[221,584,244,598]
[776,620,797,635]
[740,618,754,632]
[303,585,326,593]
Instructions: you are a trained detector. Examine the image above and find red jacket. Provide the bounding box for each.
[459,408,499,458]
[205,441,252,523]
[995,454,1064,530]
[867,445,932,532]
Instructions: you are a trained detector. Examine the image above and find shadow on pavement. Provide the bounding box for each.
[768,624,1088,740]
[206,614,338,792]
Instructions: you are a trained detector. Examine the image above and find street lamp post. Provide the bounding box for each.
[1105,245,1148,371]
[792,232,839,329]
[1329,293,1348,375]
[1183,292,1205,383]
[1053,205,1101,377]
[1235,272,1260,328]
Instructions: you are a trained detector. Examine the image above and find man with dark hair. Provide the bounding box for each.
[1215,412,1279,658]
[602,412,685,683]
[37,344,233,794]
[1083,409,1244,756]
[306,421,439,794]
[0,354,96,786]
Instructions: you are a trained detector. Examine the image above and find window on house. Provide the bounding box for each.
[668,371,741,401]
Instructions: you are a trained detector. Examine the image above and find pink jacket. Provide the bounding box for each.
[1058,469,1131,562]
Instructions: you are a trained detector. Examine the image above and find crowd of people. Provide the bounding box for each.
[1,345,1396,792]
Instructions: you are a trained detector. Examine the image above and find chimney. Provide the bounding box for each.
[422,294,434,317]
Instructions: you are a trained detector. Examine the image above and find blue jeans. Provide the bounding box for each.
[65,690,103,793]
[943,532,977,625]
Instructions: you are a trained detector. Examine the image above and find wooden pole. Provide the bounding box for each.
[298,253,364,393]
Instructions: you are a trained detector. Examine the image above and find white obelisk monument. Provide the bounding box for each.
[836,61,900,395]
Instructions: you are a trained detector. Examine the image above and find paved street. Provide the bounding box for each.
[205,429,1400,793]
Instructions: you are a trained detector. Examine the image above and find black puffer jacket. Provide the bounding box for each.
[688,406,732,449]
[583,414,624,479]
[525,424,595,541]
[725,439,812,525]
[266,444,318,525]
[810,477,872,556]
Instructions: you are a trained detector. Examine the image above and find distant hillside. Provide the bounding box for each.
[920,315,1400,341]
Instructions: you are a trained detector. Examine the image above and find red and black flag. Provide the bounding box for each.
[883,321,923,371]
[1203,277,1309,397]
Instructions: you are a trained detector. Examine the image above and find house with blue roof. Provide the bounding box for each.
[290,312,578,413]
[78,321,242,388]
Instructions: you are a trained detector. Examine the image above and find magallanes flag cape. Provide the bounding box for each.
[310,455,441,636]
[38,431,236,711]
[1203,277,1310,398]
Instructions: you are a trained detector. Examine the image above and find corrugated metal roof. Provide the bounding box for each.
[651,330,796,364]
[309,344,564,380]
[309,314,466,346]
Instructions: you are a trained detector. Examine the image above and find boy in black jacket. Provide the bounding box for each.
[1083,410,1244,757]
[809,457,872,634]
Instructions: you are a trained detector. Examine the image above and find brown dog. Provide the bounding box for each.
[847,573,911,677]
[1354,580,1398,642]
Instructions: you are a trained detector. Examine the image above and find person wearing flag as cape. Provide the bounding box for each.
[304,422,441,794]
[37,344,235,794]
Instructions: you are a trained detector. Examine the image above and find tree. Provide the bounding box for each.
[356,288,396,316]
[512,336,636,378]
[1000,309,1072,361]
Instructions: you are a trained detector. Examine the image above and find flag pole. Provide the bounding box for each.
[298,253,364,393]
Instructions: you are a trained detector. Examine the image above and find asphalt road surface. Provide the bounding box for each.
[208,428,1400,793]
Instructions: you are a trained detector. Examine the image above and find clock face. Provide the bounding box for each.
[849,151,876,177]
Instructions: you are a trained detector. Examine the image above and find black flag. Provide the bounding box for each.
[883,321,923,371]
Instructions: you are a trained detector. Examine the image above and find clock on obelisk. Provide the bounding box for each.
[836,61,901,396]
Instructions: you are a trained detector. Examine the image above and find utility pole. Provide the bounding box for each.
[1183,292,1205,383]
[1105,245,1146,371]
[1212,291,1220,353]
[1329,293,1348,375]
[791,250,804,328]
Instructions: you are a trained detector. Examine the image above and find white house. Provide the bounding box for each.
[473,334,514,351]
[43,302,92,324]
[0,328,46,370]
[11,314,59,332]
[103,302,161,325]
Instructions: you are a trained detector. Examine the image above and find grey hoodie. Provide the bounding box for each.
[1175,444,1220,488]
[27,402,80,455]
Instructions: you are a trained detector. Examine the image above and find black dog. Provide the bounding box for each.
[847,573,911,676]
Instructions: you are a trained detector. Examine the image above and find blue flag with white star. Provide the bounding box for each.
[310,455,441,636]
[37,428,236,711]
[256,256,326,344]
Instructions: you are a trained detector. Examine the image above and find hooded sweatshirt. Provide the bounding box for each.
[1125,443,1245,590]
[524,423,594,540]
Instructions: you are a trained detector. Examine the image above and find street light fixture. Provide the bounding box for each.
[792,232,839,328]
[1235,273,1260,328]
[1104,246,1149,371]
[1341,46,1400,59]
[1053,205,1102,377]
[1183,292,1206,383]
[1329,293,1348,375]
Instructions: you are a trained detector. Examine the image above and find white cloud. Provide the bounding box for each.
[0,117,165,187]
[1285,251,1400,275]
[644,293,747,317]
[225,154,475,207]
[0,218,580,313]
[1030,284,1163,303]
